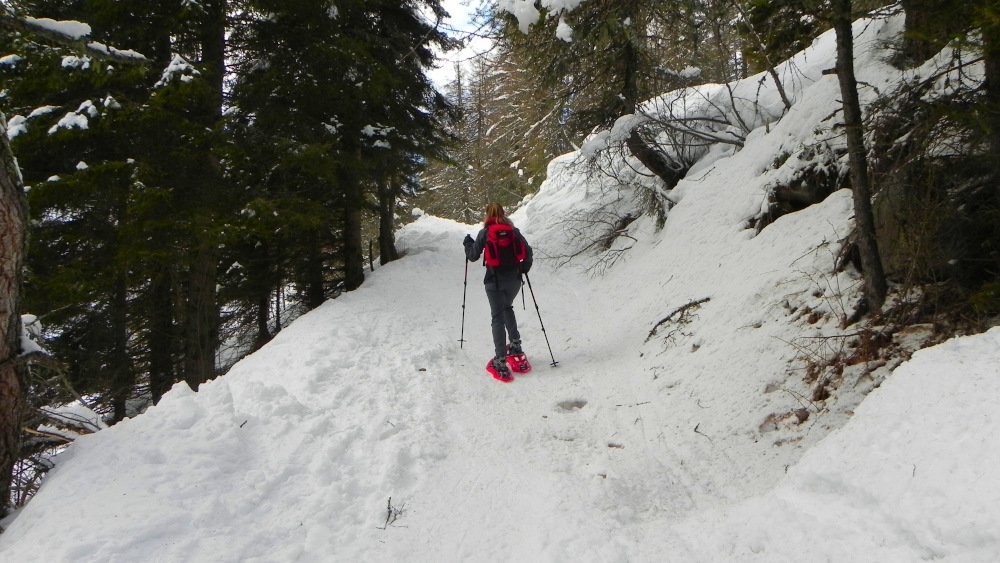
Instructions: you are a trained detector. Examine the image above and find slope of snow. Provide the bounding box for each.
[3,11,999,562]
[646,326,1000,562]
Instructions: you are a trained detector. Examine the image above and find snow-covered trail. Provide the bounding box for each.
[5,205,1000,562]
[0,213,752,563]
[4,208,1000,563]
[322,218,731,561]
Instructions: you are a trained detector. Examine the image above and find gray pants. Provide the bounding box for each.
[485,277,522,358]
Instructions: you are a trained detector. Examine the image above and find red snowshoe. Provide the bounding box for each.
[486,359,514,382]
[506,352,531,374]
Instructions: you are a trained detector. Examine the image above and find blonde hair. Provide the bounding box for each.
[484,203,510,225]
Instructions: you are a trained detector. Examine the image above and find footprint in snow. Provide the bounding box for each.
[557,400,587,411]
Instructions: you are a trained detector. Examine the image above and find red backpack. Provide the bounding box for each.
[484,222,527,269]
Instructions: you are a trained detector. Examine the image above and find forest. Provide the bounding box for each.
[1,0,998,522]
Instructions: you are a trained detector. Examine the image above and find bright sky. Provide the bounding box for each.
[428,0,495,90]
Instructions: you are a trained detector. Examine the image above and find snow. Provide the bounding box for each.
[24,17,91,40]
[498,0,541,33]
[85,42,146,61]
[19,314,44,356]
[5,115,27,139]
[38,402,108,440]
[78,100,99,118]
[28,105,61,119]
[46,101,99,135]
[654,327,1000,561]
[499,0,591,37]
[21,15,146,61]
[677,66,701,80]
[2,9,999,563]
[47,112,88,134]
[61,56,91,70]
[155,54,200,88]
[555,18,573,42]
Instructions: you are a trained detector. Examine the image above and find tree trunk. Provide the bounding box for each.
[342,152,366,291]
[256,292,270,348]
[274,284,282,335]
[833,0,888,313]
[182,239,218,390]
[200,0,227,117]
[343,201,366,291]
[148,271,174,404]
[901,0,937,64]
[180,0,226,390]
[109,268,132,423]
[899,0,968,66]
[0,112,28,517]
[378,177,400,265]
[984,0,1000,203]
[626,131,686,187]
[984,1,1000,275]
[304,235,326,308]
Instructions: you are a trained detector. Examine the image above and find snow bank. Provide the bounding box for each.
[651,327,1000,561]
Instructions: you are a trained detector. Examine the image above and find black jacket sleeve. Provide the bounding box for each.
[466,228,487,262]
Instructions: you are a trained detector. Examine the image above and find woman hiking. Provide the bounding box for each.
[464,203,533,381]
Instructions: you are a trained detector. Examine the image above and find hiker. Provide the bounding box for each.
[464,203,533,380]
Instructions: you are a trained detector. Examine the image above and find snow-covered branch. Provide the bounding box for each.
[0,11,147,63]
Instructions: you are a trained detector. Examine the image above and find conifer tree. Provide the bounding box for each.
[3,0,232,407]
[229,0,451,293]
[4,0,161,417]
[0,0,153,512]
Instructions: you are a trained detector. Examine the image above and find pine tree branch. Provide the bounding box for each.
[0,11,147,64]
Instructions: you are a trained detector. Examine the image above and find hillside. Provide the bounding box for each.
[2,11,998,562]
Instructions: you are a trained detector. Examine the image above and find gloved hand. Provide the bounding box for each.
[463,234,473,247]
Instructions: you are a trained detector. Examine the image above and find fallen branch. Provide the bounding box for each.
[646,297,711,342]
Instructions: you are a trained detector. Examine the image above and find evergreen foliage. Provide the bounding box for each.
[3,0,452,424]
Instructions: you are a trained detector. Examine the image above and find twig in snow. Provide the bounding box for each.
[377,497,407,530]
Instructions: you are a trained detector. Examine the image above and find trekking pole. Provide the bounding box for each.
[521,277,527,310]
[459,259,469,348]
[523,273,559,367]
